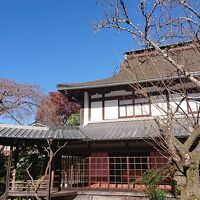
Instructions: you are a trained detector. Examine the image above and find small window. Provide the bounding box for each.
[119,99,133,118]
[134,98,150,116]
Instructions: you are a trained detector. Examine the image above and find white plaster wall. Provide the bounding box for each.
[151,95,168,116]
[104,100,119,120]
[127,105,134,116]
[169,94,187,114]
[87,92,200,123]
[119,106,126,117]
[90,101,103,122]
[187,93,200,112]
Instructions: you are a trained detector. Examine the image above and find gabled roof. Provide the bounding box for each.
[57,44,200,91]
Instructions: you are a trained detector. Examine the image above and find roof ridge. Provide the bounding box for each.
[0,124,49,131]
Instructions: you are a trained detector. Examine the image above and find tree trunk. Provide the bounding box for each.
[175,162,200,200]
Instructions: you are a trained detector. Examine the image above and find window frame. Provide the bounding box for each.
[118,98,134,118]
[134,96,151,117]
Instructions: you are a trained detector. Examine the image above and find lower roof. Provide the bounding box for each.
[0,118,191,144]
[0,124,85,141]
[80,118,191,141]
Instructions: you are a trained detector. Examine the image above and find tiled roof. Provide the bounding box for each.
[0,124,85,140]
[57,45,200,91]
[0,118,192,142]
[80,118,190,141]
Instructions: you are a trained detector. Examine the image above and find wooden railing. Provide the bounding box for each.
[10,180,48,192]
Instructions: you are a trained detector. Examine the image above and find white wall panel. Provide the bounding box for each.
[90,101,103,122]
[104,100,118,119]
[127,105,134,116]
[119,106,126,117]
[142,104,150,115]
[135,105,142,116]
[188,93,200,112]
[169,94,187,114]
[151,95,167,116]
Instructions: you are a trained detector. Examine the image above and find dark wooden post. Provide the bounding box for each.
[51,165,55,189]
[107,157,110,189]
[11,145,19,191]
[5,145,13,199]
[88,157,91,188]
[126,156,130,189]
[47,139,53,200]
[57,155,62,192]
[47,161,52,200]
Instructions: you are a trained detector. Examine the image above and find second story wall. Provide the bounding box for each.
[83,88,200,125]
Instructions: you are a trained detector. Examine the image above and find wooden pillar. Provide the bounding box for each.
[47,139,53,200]
[11,145,19,190]
[50,154,56,189]
[47,161,52,200]
[107,157,110,189]
[11,168,16,191]
[126,156,130,189]
[57,155,62,192]
[51,169,55,189]
[88,157,91,188]
[5,145,13,199]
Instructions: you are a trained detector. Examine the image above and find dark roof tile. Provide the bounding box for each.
[80,118,191,141]
[0,124,84,140]
[0,117,194,142]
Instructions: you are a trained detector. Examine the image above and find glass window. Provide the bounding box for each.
[134,98,150,116]
[119,99,133,118]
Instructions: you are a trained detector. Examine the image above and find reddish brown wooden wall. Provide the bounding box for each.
[150,151,168,169]
[89,153,109,183]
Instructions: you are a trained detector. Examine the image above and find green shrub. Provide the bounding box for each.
[143,169,166,200]
[67,112,80,126]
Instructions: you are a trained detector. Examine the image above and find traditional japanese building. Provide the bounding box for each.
[0,42,199,199]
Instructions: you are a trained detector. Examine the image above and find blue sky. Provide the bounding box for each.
[0,0,136,93]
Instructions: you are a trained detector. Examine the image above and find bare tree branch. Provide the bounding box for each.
[26,140,68,200]
[0,79,43,124]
